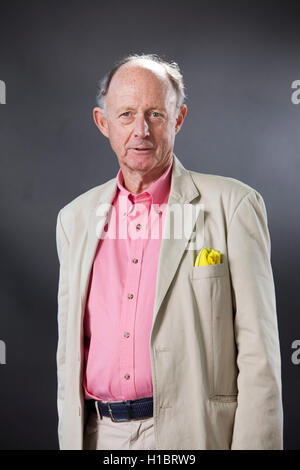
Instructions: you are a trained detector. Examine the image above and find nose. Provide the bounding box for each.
[133,114,150,138]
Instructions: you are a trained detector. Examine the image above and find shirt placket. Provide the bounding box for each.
[119,194,151,398]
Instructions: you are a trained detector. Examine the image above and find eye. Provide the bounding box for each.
[151,111,161,118]
[121,111,131,117]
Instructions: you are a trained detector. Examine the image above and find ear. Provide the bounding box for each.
[93,107,109,138]
[175,104,187,134]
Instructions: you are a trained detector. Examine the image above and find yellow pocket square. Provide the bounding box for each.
[194,247,221,266]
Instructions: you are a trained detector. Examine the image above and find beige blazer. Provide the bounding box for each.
[56,154,283,450]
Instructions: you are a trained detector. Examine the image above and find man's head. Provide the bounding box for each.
[93,54,187,181]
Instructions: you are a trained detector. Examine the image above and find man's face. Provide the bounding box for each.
[94,63,187,176]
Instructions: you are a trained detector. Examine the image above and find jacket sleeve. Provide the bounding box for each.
[228,189,283,449]
[55,209,70,450]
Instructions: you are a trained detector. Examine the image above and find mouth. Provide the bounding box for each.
[131,147,153,152]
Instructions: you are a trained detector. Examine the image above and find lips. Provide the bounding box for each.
[130,145,154,151]
[128,143,154,150]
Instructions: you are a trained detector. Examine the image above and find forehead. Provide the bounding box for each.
[106,62,176,108]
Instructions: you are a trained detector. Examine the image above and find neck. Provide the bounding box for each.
[121,156,173,194]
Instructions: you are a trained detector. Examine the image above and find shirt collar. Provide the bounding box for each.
[116,155,173,205]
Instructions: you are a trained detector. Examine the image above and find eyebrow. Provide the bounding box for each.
[116,106,167,114]
[115,106,135,114]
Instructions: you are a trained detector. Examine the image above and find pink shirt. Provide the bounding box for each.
[83,157,173,401]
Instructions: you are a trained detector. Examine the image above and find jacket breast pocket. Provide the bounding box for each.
[189,263,238,401]
[190,262,226,280]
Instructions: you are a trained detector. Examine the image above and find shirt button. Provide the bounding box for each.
[156,209,162,214]
[132,258,138,263]
[128,293,134,299]
[136,223,142,230]
[124,332,130,338]
[124,374,130,380]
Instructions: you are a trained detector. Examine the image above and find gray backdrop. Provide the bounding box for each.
[0,0,299,450]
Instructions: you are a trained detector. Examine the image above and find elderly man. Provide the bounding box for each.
[55,54,283,450]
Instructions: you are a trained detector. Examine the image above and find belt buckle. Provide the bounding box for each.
[107,400,131,422]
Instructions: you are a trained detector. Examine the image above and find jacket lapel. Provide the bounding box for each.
[152,155,201,326]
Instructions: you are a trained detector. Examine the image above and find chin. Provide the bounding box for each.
[125,154,155,172]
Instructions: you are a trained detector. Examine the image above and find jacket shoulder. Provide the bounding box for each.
[188,170,260,202]
[187,169,267,227]
[57,177,116,235]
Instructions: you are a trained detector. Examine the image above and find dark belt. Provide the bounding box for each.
[87,397,153,422]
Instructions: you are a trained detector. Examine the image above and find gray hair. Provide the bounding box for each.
[96,53,186,116]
